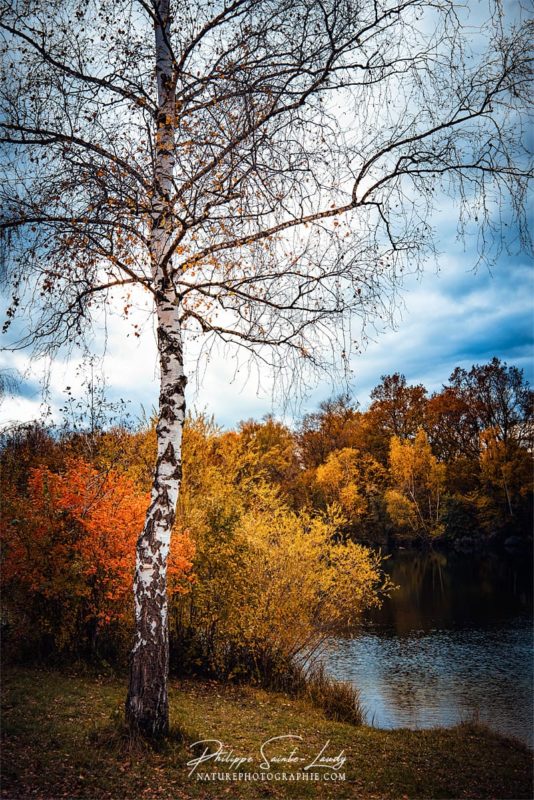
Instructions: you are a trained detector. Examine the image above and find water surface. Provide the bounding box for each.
[325,549,533,745]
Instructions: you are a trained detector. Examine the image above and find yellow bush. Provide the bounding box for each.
[172,422,390,682]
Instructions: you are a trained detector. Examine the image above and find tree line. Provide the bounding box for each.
[282,357,533,546]
[1,356,531,673]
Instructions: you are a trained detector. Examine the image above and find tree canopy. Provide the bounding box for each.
[1,0,531,380]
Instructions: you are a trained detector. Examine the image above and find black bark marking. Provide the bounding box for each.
[162,441,176,464]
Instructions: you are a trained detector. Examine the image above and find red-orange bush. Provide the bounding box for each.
[2,457,194,657]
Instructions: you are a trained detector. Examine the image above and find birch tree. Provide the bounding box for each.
[1,0,531,737]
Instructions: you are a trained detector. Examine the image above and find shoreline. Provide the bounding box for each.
[2,667,532,800]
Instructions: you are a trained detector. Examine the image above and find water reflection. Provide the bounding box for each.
[370,550,532,633]
[325,550,533,745]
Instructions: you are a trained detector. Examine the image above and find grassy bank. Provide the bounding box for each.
[1,668,532,800]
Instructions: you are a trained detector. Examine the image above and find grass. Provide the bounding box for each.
[1,667,532,800]
[303,663,365,726]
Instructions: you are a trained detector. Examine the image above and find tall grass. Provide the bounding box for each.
[169,636,365,726]
[302,663,365,726]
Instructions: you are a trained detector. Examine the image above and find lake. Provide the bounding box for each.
[324,549,533,746]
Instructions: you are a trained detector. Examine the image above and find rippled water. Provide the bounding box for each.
[324,550,533,746]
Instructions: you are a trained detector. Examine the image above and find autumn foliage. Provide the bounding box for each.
[0,357,532,670]
[2,456,193,658]
[386,431,446,541]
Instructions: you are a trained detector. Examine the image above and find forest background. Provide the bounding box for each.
[2,354,531,678]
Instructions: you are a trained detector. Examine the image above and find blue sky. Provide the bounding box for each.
[1,225,532,429]
[1,0,532,430]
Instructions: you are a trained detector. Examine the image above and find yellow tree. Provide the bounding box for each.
[316,447,387,540]
[238,416,300,499]
[386,430,446,543]
[479,427,532,521]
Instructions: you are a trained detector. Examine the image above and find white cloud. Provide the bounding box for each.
[1,245,531,430]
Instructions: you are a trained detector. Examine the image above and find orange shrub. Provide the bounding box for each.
[2,457,194,655]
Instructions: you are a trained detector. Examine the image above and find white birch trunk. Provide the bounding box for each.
[126,0,184,737]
